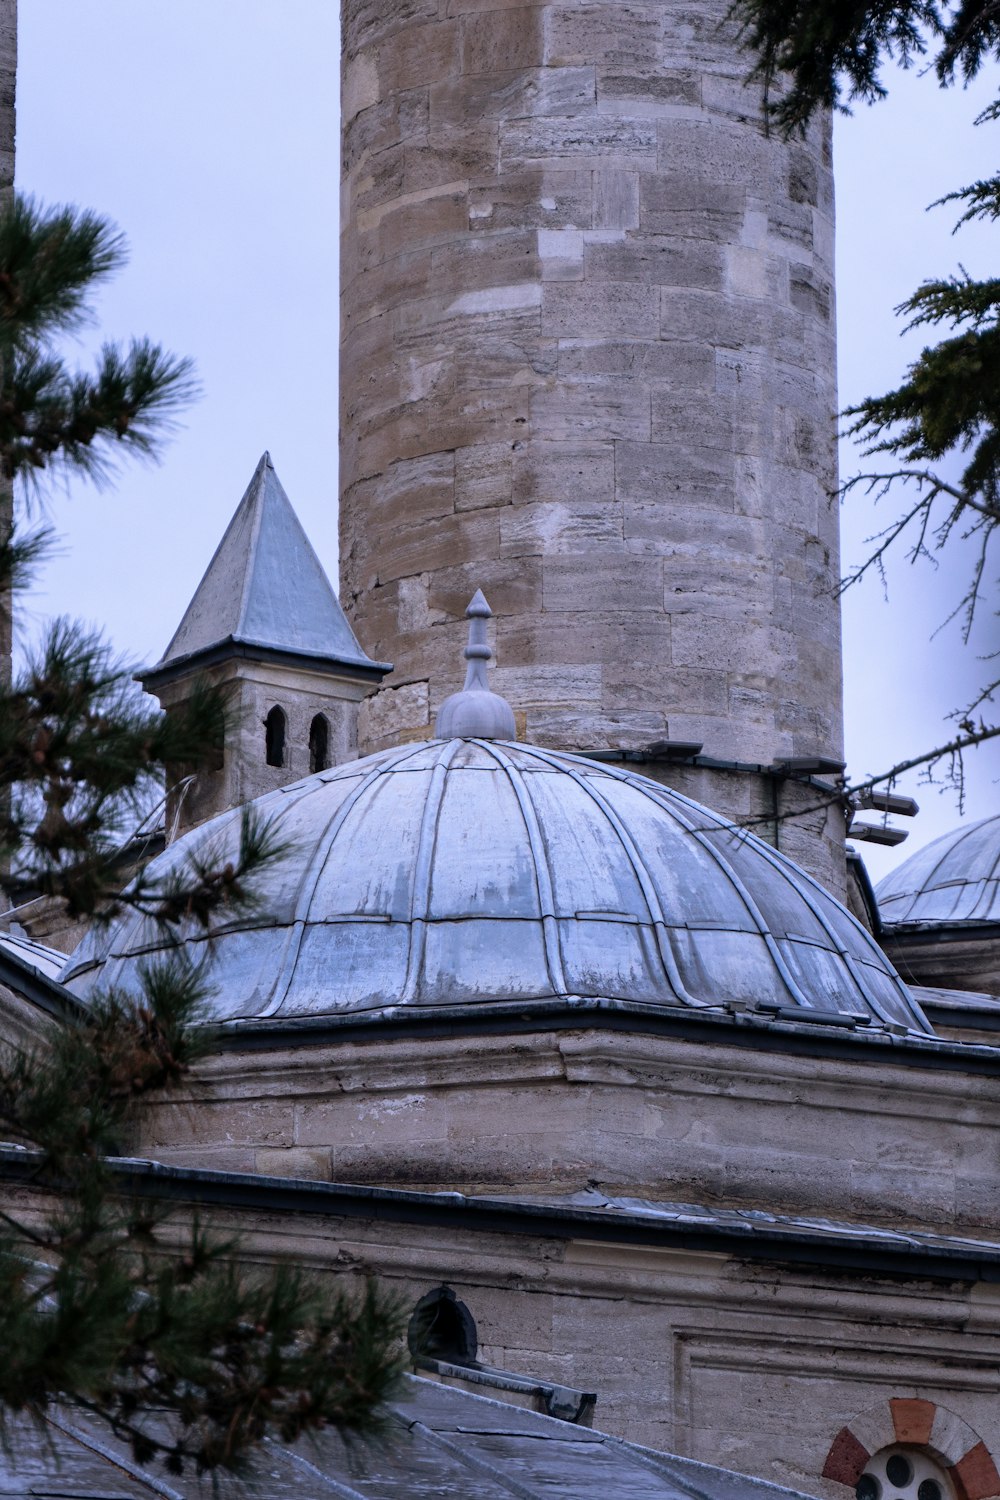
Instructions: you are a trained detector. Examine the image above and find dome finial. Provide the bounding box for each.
[434,591,517,741]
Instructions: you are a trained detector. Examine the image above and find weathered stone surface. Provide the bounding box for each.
[455,442,513,510]
[512,439,615,506]
[139,1025,1000,1241]
[433,65,595,122]
[557,337,714,385]
[544,4,664,69]
[0,2,11,192]
[461,7,545,75]
[468,168,594,230]
[500,115,659,172]
[598,66,703,111]
[358,679,430,750]
[541,280,660,336]
[340,0,844,893]
[530,377,651,441]
[585,233,725,290]
[500,497,624,555]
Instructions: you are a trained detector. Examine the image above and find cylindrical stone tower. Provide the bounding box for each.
[340,1,845,891]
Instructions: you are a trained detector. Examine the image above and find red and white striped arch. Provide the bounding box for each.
[823,1401,1000,1500]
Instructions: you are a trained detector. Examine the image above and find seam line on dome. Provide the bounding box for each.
[698,806,928,1033]
[91,804,250,995]
[971,876,1000,921]
[400,739,462,1006]
[259,741,438,1020]
[476,739,568,998]
[589,758,821,1013]
[904,817,998,926]
[504,742,707,1009]
[580,751,928,1031]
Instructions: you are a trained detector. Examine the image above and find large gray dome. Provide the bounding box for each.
[63,739,930,1036]
[877,814,1000,927]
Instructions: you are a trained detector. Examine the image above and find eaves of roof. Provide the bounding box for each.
[140,634,391,690]
[2,1148,998,1286]
[210,992,1000,1075]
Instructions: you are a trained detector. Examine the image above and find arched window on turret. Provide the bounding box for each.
[309,713,330,774]
[264,705,286,768]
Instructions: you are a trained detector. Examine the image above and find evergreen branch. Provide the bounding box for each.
[729,2,1000,131]
[844,466,1000,525]
[0,188,402,1476]
[727,0,941,134]
[0,196,126,346]
[938,0,1000,77]
[893,270,1000,331]
[936,174,1000,228]
[108,804,291,931]
[0,624,240,920]
[2,339,200,488]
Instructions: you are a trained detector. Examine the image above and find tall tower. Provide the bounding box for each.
[339,2,844,891]
[0,0,13,196]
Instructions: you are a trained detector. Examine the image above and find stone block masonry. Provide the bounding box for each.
[0,0,13,195]
[340,0,845,892]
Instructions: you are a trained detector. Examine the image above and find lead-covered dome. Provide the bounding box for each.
[877,814,1000,926]
[62,739,930,1036]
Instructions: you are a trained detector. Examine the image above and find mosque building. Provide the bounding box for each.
[3,0,1000,1495]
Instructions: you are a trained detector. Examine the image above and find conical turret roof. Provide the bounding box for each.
[149,454,387,680]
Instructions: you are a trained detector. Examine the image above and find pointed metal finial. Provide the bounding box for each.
[434,591,517,741]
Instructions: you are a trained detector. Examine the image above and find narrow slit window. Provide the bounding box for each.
[309,713,330,774]
[264,705,286,767]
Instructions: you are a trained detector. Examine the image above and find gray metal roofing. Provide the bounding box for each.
[5,1146,1000,1283]
[908,986,1000,1041]
[876,813,1000,926]
[62,738,931,1036]
[155,453,380,672]
[0,1375,825,1499]
[0,927,69,981]
[479,1185,1000,1261]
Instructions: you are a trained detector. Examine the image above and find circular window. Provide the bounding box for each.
[887,1457,914,1489]
[857,1448,954,1500]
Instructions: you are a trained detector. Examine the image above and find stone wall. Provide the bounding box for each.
[339,0,845,890]
[117,1182,1000,1495]
[883,928,1000,1001]
[135,1024,1000,1237]
[0,0,13,194]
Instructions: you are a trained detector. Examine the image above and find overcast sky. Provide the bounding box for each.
[15,2,999,883]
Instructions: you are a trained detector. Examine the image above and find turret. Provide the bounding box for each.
[141,453,390,837]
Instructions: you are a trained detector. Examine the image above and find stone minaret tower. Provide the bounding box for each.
[339,3,844,892]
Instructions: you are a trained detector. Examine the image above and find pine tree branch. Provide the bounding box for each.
[2,339,199,489]
[0,197,126,346]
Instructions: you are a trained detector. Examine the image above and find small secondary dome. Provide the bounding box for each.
[877,814,1000,926]
[63,740,929,1035]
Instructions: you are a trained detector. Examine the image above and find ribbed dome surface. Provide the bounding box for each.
[876,814,1000,926]
[63,739,930,1034]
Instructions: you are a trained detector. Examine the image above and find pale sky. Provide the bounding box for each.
[15,2,1000,884]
